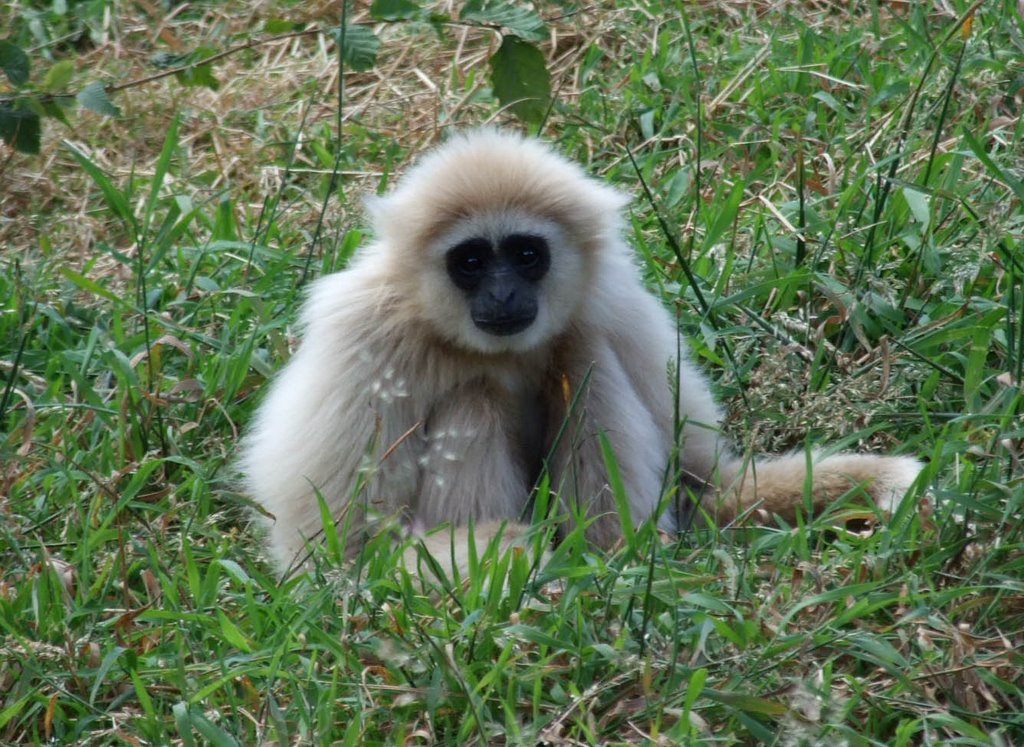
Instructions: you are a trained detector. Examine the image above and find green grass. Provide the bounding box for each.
[2,1,1023,744]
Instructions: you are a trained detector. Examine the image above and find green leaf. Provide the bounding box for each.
[89,645,126,705]
[60,267,122,304]
[216,609,252,652]
[462,0,547,41]
[964,309,1003,409]
[703,688,789,716]
[682,667,708,718]
[598,432,635,549]
[0,693,34,731]
[505,624,571,650]
[190,711,242,747]
[370,0,421,21]
[489,35,551,123]
[156,47,221,90]
[702,178,744,251]
[175,63,220,90]
[337,25,380,72]
[42,98,72,127]
[129,669,156,718]
[151,51,189,69]
[902,186,931,228]
[264,18,306,33]
[961,125,1024,206]
[65,141,135,229]
[76,82,121,116]
[172,702,196,747]
[144,113,180,237]
[0,41,30,87]
[216,558,252,585]
[43,60,75,92]
[0,105,41,154]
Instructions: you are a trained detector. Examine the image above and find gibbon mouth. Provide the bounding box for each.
[473,316,534,336]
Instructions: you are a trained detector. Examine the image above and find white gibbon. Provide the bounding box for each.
[240,128,922,577]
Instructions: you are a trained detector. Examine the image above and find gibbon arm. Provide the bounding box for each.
[545,253,725,545]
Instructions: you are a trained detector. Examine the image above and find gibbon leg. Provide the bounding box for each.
[401,520,536,586]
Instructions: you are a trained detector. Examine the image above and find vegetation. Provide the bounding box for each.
[1,0,1022,743]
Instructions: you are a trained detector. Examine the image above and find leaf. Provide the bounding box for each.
[175,59,220,91]
[664,167,692,209]
[506,624,571,650]
[682,667,708,717]
[703,688,789,716]
[902,186,931,228]
[489,35,551,123]
[263,18,306,33]
[172,702,196,747]
[60,267,122,304]
[89,646,126,705]
[0,41,30,87]
[0,105,41,154]
[43,60,75,92]
[336,25,380,72]
[144,113,180,235]
[462,0,547,42]
[0,693,34,732]
[702,178,744,251]
[42,99,72,127]
[65,141,135,229]
[76,82,121,116]
[216,559,252,585]
[216,609,252,652]
[599,432,635,549]
[151,51,189,69]
[961,126,1024,207]
[190,712,242,747]
[155,47,221,90]
[370,0,421,21]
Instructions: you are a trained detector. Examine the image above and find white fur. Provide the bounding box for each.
[240,129,922,577]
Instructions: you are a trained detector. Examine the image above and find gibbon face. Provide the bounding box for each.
[367,130,630,354]
[446,228,550,337]
[425,210,583,353]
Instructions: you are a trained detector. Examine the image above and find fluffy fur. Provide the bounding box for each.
[240,129,922,576]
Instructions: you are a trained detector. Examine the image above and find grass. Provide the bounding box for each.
[2,0,1023,743]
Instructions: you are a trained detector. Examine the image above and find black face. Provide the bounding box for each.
[445,233,551,337]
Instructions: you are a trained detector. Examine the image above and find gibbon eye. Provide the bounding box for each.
[514,246,539,268]
[501,234,550,281]
[446,238,492,290]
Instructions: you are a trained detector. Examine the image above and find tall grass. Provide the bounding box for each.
[1,1,1022,743]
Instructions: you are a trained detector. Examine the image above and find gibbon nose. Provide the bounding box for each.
[484,270,519,306]
[488,287,517,309]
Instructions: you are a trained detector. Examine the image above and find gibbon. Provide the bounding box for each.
[240,129,921,576]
